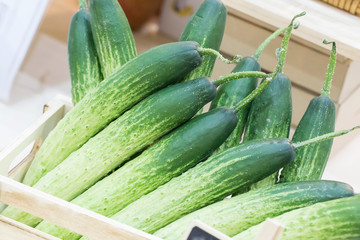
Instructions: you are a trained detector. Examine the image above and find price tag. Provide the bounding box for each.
[183,220,233,240]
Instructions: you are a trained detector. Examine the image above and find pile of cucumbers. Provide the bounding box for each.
[2,0,359,239]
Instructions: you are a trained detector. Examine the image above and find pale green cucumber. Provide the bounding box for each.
[1,77,216,227]
[22,41,202,187]
[154,180,354,239]
[233,195,360,240]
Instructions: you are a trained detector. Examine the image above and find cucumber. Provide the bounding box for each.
[68,0,102,105]
[89,138,296,235]
[280,41,337,182]
[209,26,288,153]
[89,0,137,78]
[22,41,203,187]
[180,0,227,81]
[155,180,354,239]
[233,195,360,240]
[35,107,238,240]
[209,57,260,152]
[2,77,217,227]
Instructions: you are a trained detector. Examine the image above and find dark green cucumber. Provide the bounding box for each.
[210,57,260,152]
[233,195,360,240]
[22,41,202,187]
[89,0,137,78]
[280,41,337,182]
[35,108,238,240]
[155,180,354,239]
[68,0,102,105]
[2,77,216,227]
[95,138,296,235]
[180,0,227,80]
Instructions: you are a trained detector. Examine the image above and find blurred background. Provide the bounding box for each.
[0,0,360,191]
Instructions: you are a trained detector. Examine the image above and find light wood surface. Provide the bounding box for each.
[255,218,284,240]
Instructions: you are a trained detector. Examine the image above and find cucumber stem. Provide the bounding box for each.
[293,125,360,149]
[321,40,337,97]
[277,11,306,73]
[253,27,287,60]
[198,48,242,64]
[213,71,269,87]
[79,0,87,9]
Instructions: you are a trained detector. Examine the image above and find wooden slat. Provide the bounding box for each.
[255,218,284,240]
[0,215,59,240]
[222,0,360,61]
[0,175,161,240]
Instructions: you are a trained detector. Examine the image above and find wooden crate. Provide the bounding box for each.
[0,95,282,240]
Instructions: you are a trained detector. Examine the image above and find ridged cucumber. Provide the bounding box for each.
[280,41,337,182]
[22,41,203,187]
[34,107,238,240]
[155,180,354,239]
[88,138,296,235]
[180,0,227,81]
[89,0,137,78]
[68,0,102,105]
[233,195,360,240]
[2,77,217,227]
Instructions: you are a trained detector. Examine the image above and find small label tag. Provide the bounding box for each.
[183,220,233,240]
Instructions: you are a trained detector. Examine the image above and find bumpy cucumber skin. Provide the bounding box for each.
[22,41,202,187]
[34,107,237,240]
[95,138,295,235]
[243,72,292,189]
[210,57,260,153]
[180,0,227,80]
[233,195,360,240]
[155,180,354,239]
[68,7,102,105]
[89,0,137,78]
[280,96,335,182]
[2,77,216,227]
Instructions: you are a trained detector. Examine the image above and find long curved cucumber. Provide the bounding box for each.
[180,0,227,80]
[22,41,202,187]
[68,0,102,105]
[155,180,354,239]
[2,77,216,227]
[210,56,260,153]
[233,195,360,240]
[35,107,238,240]
[280,41,337,182]
[85,138,295,235]
[89,0,137,78]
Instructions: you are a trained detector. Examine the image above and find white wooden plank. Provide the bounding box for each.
[255,218,284,240]
[0,175,161,240]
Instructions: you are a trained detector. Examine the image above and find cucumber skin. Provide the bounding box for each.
[233,195,360,240]
[2,77,216,227]
[22,41,202,187]
[280,96,335,182]
[210,57,260,153]
[155,180,354,239]
[35,108,238,240]
[89,0,137,78]
[243,72,292,189]
[95,138,295,235]
[180,0,226,80]
[68,7,102,105]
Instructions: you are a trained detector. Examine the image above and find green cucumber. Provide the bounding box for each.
[280,40,337,182]
[233,195,360,240]
[209,26,288,153]
[68,0,102,105]
[180,0,227,81]
[89,0,137,78]
[35,107,238,240]
[241,13,306,189]
[79,124,359,236]
[91,138,296,235]
[155,180,354,239]
[2,77,217,227]
[22,41,203,187]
